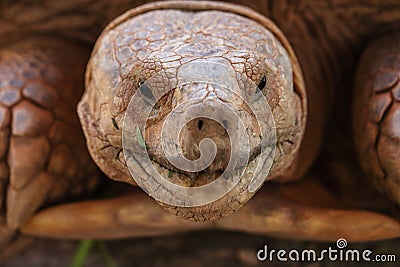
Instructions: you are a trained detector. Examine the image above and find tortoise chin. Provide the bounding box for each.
[78,2,306,221]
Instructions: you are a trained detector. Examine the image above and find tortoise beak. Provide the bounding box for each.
[143,81,263,187]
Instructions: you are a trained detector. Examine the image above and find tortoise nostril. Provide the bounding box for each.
[198,119,204,130]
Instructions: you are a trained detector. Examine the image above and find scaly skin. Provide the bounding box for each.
[0,37,98,255]
[353,33,400,205]
[0,0,400,260]
[78,2,306,221]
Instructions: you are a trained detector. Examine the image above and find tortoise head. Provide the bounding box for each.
[78,1,306,221]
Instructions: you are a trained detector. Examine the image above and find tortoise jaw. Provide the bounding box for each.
[121,76,277,220]
[149,146,267,221]
[145,129,261,187]
[141,81,264,188]
[145,116,263,188]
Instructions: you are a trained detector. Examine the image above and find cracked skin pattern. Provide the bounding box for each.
[353,33,400,205]
[0,37,99,251]
[79,8,305,221]
[0,0,400,259]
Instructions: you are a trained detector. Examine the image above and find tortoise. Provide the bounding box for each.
[1,0,400,260]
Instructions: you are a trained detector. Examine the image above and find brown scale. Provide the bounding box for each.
[0,0,400,261]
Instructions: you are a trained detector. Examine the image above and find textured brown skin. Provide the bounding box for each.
[0,37,98,254]
[78,0,400,229]
[79,1,306,221]
[21,179,400,242]
[0,0,399,260]
[353,33,400,205]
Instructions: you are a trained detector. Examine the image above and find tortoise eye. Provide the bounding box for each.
[138,81,156,102]
[257,75,266,90]
[111,118,119,130]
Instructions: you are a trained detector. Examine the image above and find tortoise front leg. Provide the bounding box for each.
[20,175,400,241]
[0,37,98,257]
[353,32,400,205]
[216,175,400,242]
[21,188,211,239]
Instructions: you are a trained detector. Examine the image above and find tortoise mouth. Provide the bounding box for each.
[147,117,232,187]
[145,117,263,188]
[149,144,263,188]
[140,81,265,188]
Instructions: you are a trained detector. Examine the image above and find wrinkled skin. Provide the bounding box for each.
[79,5,305,220]
[0,37,98,257]
[353,33,400,205]
[0,0,400,261]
